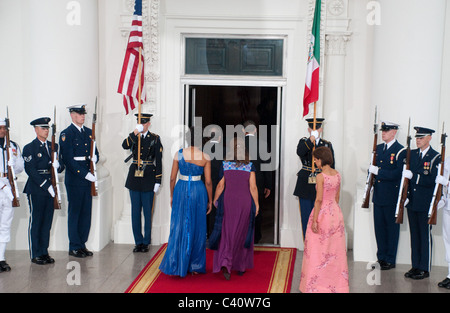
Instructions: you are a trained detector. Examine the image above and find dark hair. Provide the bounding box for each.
[313,146,333,167]
[186,126,202,147]
[227,136,249,165]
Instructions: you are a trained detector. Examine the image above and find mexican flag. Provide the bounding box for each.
[303,0,321,117]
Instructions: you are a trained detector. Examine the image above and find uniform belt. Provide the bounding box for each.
[132,160,155,166]
[38,169,51,174]
[179,174,201,181]
[74,156,89,161]
[301,166,322,172]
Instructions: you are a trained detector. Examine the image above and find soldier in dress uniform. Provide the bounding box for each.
[122,113,162,252]
[435,155,450,289]
[243,120,273,243]
[59,104,99,258]
[203,125,224,238]
[0,118,24,272]
[293,118,334,239]
[403,126,440,280]
[368,122,405,270]
[23,117,65,264]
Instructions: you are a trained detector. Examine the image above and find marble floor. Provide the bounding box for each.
[0,242,449,293]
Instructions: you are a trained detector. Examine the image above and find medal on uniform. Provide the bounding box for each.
[390,153,395,164]
[423,161,430,175]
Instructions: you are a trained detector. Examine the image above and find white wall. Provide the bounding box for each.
[352,0,449,267]
[1,0,112,252]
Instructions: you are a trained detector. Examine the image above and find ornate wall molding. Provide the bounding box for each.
[142,0,160,113]
[119,0,160,113]
[325,33,351,55]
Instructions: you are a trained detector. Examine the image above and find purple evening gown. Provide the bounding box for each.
[213,161,255,274]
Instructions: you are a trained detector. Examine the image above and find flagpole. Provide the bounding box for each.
[309,102,317,183]
[135,46,144,177]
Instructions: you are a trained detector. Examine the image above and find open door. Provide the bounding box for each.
[183,84,282,245]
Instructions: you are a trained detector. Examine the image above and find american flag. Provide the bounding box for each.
[117,0,146,114]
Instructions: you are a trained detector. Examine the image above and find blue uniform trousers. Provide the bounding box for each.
[27,194,54,259]
[67,185,92,251]
[299,198,314,240]
[373,204,399,264]
[129,190,154,245]
[407,209,433,271]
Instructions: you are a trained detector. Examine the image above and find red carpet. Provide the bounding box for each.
[125,244,296,293]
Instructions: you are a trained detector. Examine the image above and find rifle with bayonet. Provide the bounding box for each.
[51,106,62,209]
[90,98,98,197]
[395,118,411,224]
[428,123,446,225]
[5,108,20,207]
[362,108,378,208]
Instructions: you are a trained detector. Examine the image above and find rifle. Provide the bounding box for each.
[90,98,98,197]
[362,107,378,208]
[308,102,318,184]
[395,118,411,224]
[51,106,62,209]
[428,123,446,225]
[5,107,20,207]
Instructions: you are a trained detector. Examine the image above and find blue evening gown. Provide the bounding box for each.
[159,149,208,277]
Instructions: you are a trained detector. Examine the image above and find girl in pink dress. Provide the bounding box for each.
[299,146,349,293]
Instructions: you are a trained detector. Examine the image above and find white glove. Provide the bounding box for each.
[2,185,14,201]
[435,175,449,186]
[48,185,55,198]
[369,165,379,175]
[153,183,160,193]
[438,198,446,210]
[310,130,319,140]
[7,157,14,168]
[136,124,144,133]
[402,169,413,180]
[404,198,409,207]
[85,172,97,182]
[52,159,60,169]
[91,154,98,163]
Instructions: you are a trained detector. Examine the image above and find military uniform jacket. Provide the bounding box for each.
[122,131,162,192]
[372,141,405,206]
[23,138,64,195]
[293,137,334,200]
[59,124,99,187]
[406,147,441,212]
[0,139,24,184]
[245,135,273,195]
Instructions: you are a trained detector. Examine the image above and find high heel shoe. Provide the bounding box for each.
[221,266,230,280]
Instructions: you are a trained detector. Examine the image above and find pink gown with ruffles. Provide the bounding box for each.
[299,172,349,293]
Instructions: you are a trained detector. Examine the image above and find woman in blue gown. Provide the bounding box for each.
[159,130,212,277]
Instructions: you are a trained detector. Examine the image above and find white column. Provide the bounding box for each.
[353,0,447,266]
[323,33,351,172]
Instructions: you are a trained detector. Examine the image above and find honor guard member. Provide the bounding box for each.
[368,122,405,270]
[203,125,224,238]
[243,120,273,243]
[122,113,162,253]
[0,118,24,272]
[59,104,99,258]
[403,126,440,279]
[435,156,450,289]
[293,118,334,239]
[23,117,64,264]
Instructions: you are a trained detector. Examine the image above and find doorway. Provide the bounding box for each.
[184,85,280,245]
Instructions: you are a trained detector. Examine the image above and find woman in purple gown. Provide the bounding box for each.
[211,137,260,280]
